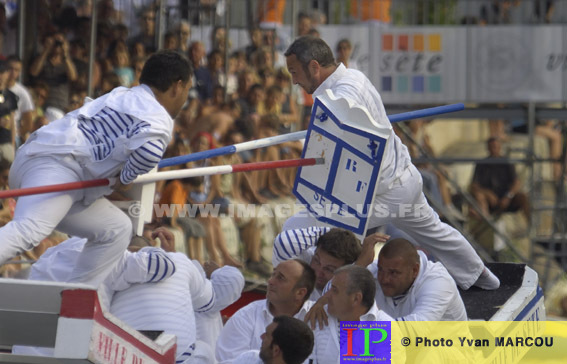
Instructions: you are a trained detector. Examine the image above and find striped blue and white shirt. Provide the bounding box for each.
[272,226,331,267]
[24,85,173,186]
[110,252,215,362]
[77,106,167,184]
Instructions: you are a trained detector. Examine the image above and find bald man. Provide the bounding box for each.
[371,238,467,321]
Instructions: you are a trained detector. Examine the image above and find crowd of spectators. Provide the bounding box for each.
[0,1,343,280]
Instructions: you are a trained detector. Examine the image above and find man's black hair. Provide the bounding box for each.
[140,50,192,92]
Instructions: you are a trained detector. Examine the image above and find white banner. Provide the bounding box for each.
[196,25,566,104]
[468,26,564,103]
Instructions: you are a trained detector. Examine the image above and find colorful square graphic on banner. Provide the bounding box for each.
[340,321,391,363]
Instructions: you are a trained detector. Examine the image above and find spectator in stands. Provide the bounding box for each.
[480,0,520,25]
[218,132,271,278]
[128,7,157,54]
[361,237,467,320]
[158,142,207,262]
[188,132,242,268]
[215,259,316,363]
[110,40,134,87]
[297,12,312,37]
[163,31,178,51]
[535,0,554,23]
[232,316,315,364]
[273,227,377,300]
[6,55,34,144]
[29,32,78,114]
[189,41,212,101]
[470,137,530,223]
[206,49,226,91]
[309,265,393,363]
[176,20,191,53]
[245,28,263,63]
[0,159,13,227]
[0,60,19,162]
[30,81,49,120]
[400,118,465,221]
[335,38,358,70]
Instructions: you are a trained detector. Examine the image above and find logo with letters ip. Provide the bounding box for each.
[340,321,391,363]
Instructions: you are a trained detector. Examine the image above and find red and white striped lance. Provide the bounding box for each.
[0,158,324,199]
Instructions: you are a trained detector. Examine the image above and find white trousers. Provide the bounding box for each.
[283,164,483,290]
[0,151,132,286]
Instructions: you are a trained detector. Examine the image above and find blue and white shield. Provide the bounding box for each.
[293,89,390,240]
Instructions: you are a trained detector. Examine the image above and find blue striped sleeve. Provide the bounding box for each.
[120,139,165,184]
[146,250,176,283]
[195,290,216,313]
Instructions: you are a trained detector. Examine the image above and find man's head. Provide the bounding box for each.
[377,238,420,297]
[327,265,376,320]
[259,316,314,364]
[285,36,336,94]
[297,12,312,36]
[311,228,361,290]
[267,259,315,307]
[139,8,155,36]
[487,137,502,157]
[6,55,21,87]
[140,50,192,118]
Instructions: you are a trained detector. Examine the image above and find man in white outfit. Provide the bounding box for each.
[309,265,394,363]
[0,50,192,286]
[215,259,316,364]
[6,55,34,144]
[365,238,467,321]
[232,316,315,364]
[272,227,366,301]
[284,36,499,291]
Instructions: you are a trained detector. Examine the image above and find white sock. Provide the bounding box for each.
[474,267,500,290]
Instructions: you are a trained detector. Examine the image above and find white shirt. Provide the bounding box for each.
[9,82,34,124]
[192,261,245,352]
[215,299,314,364]
[310,304,394,364]
[369,251,468,321]
[111,252,215,362]
[232,350,262,364]
[272,226,330,301]
[313,63,411,195]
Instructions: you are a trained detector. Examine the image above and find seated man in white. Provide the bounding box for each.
[232,316,314,364]
[362,237,467,321]
[310,265,393,363]
[109,232,217,364]
[15,228,217,363]
[215,259,316,364]
[273,227,389,300]
[12,228,178,356]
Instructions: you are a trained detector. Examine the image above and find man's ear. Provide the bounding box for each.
[272,343,282,358]
[309,59,320,75]
[295,287,307,301]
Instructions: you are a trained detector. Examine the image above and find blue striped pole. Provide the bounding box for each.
[159,103,464,168]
